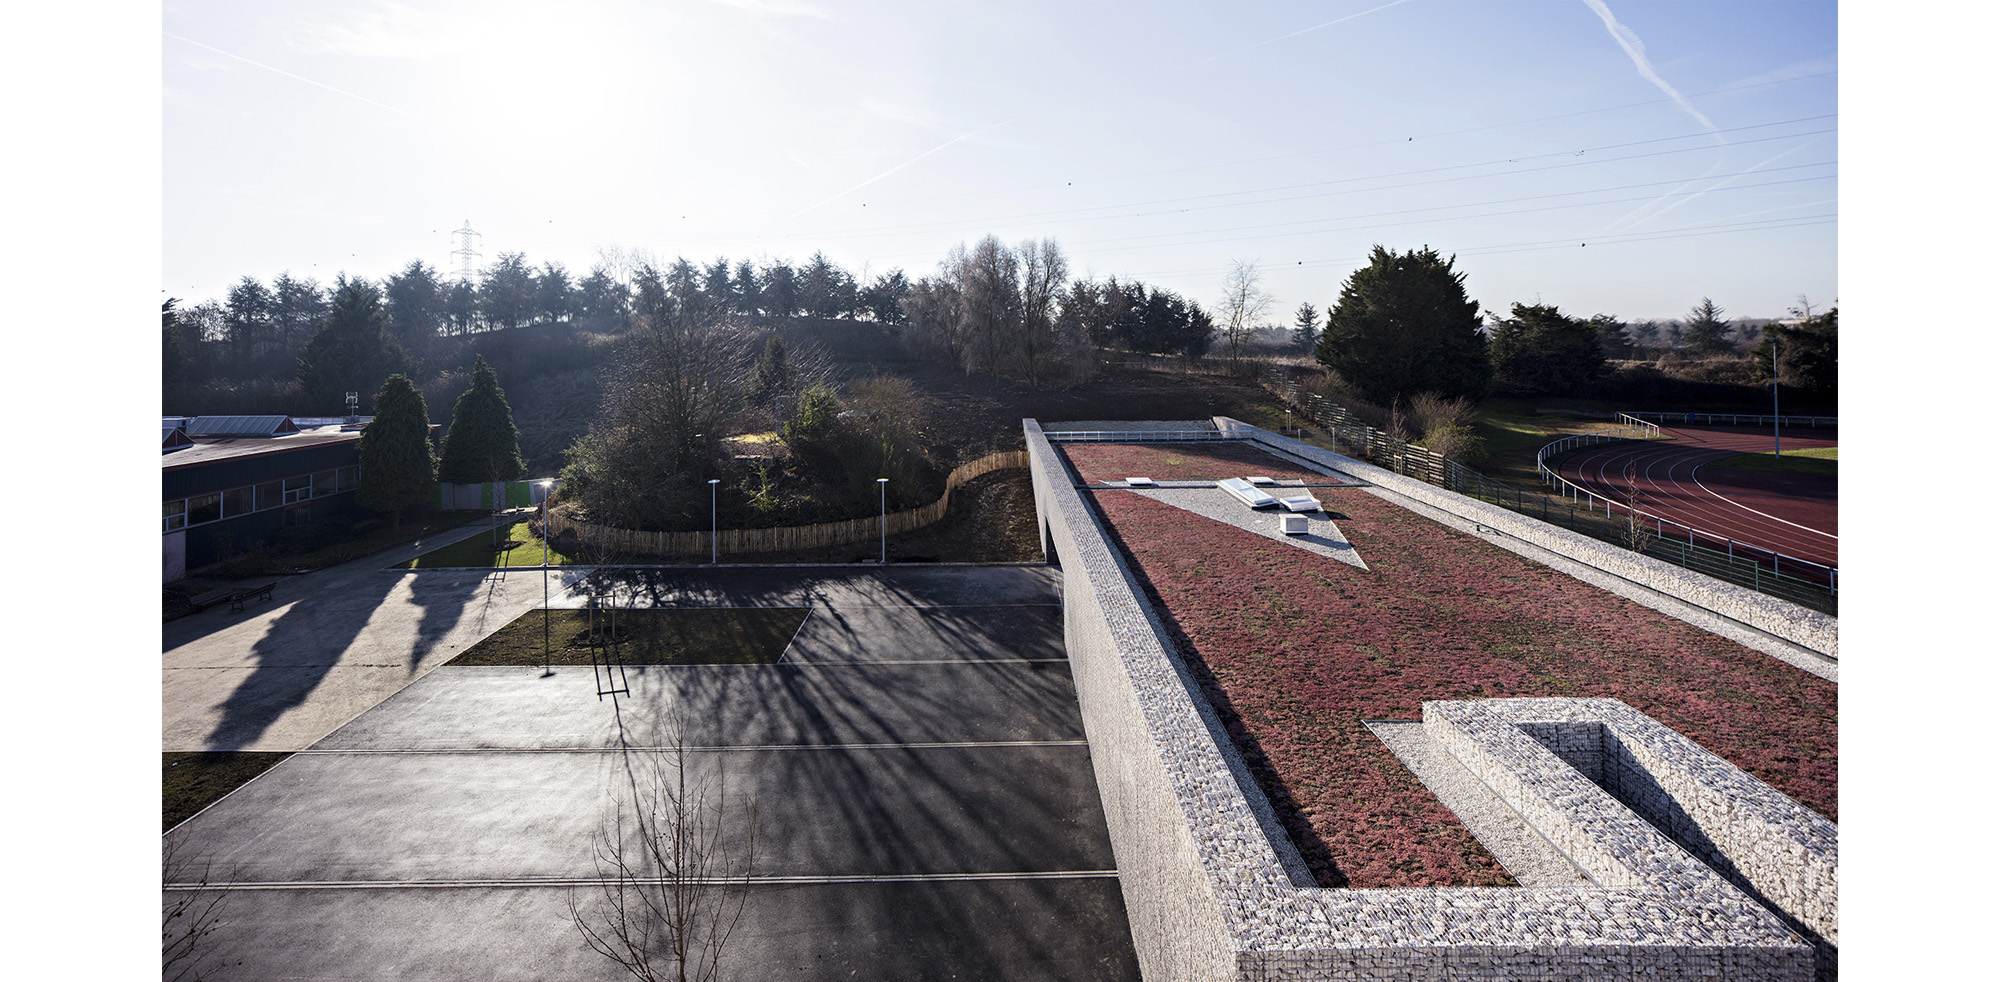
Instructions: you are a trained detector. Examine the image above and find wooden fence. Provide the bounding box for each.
[545,450,1028,561]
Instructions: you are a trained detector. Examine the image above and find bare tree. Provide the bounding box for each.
[1621,467,1655,554]
[1014,237,1088,388]
[570,716,757,982]
[1217,259,1275,368]
[163,836,239,982]
[569,267,758,531]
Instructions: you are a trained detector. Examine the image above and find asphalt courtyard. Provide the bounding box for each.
[164,561,1141,981]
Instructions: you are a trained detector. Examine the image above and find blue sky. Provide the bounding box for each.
[161,0,1836,323]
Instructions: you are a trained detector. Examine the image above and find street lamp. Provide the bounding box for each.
[877,478,889,565]
[537,479,555,677]
[1285,408,1292,438]
[709,478,721,564]
[1771,334,1781,458]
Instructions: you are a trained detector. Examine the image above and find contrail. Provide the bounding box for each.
[1579,0,1719,141]
[1603,137,1826,233]
[1202,0,1415,63]
[789,117,1018,219]
[165,31,409,116]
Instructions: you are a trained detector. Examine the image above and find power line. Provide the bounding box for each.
[710,117,1836,248]
[870,71,1839,208]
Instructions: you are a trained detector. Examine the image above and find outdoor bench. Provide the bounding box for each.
[229,582,278,611]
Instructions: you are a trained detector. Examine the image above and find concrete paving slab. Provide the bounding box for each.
[162,564,1140,979]
[782,602,1065,664]
[312,662,1086,750]
[168,744,1114,881]
[163,566,589,751]
[167,879,1141,982]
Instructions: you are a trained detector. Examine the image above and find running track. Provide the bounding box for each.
[1556,425,1837,576]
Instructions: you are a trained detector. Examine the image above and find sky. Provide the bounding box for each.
[161,0,1839,324]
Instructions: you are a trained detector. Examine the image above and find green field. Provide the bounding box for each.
[398,517,584,568]
[446,607,811,666]
[1708,447,1837,477]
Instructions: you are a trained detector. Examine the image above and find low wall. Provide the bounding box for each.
[1211,417,1837,659]
[1027,418,1820,981]
[1427,698,1836,980]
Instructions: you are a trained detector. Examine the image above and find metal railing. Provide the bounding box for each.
[1256,369,1837,615]
[1534,424,1837,601]
[1623,411,1837,429]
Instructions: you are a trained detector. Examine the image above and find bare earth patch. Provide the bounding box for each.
[1073,442,1835,890]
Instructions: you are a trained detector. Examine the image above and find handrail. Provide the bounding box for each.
[1534,419,1836,590]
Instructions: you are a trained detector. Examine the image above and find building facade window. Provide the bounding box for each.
[222,486,253,518]
[186,492,221,526]
[166,457,364,534]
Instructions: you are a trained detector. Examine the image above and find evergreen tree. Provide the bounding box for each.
[438,355,526,484]
[1292,301,1321,352]
[1316,245,1489,405]
[1489,302,1604,395]
[1680,297,1732,356]
[480,252,537,330]
[296,276,418,414]
[1757,306,1837,398]
[358,374,438,529]
[384,260,448,361]
[162,298,187,410]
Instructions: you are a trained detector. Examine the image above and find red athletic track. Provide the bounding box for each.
[1555,425,1837,577]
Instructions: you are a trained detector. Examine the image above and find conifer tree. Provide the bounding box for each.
[438,356,526,483]
[358,374,437,529]
[1316,245,1489,405]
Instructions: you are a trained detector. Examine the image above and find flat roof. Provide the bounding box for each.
[162,427,363,471]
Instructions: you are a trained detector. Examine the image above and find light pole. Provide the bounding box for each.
[709,478,721,564]
[1285,408,1292,438]
[877,478,889,565]
[538,479,555,677]
[1771,334,1781,458]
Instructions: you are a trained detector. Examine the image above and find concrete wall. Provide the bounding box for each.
[1026,419,1823,981]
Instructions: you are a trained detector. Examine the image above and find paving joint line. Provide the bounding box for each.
[294,740,1094,755]
[167,870,1123,891]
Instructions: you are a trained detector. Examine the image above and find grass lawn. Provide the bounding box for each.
[1471,399,1635,486]
[397,516,585,568]
[447,607,810,666]
[1709,447,1837,477]
[165,752,292,832]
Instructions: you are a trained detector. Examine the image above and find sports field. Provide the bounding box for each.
[1556,423,1837,575]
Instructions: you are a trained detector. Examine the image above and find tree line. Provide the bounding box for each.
[161,250,923,411]
[1287,245,1837,412]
